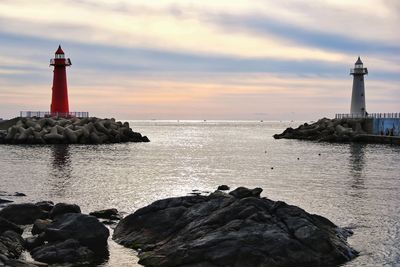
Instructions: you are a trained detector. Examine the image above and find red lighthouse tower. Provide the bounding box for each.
[50,45,71,116]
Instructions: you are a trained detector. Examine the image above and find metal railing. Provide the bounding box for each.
[335,113,400,119]
[50,58,71,66]
[350,68,368,75]
[20,111,89,118]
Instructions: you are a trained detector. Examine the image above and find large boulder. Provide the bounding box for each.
[49,203,81,219]
[113,187,357,267]
[0,204,47,225]
[44,213,109,251]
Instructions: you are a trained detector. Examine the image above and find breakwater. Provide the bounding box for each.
[274,117,400,145]
[0,117,149,144]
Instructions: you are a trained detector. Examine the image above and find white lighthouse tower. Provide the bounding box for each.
[350,57,368,116]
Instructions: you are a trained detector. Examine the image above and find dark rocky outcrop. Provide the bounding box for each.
[89,208,121,220]
[49,203,81,219]
[0,198,13,204]
[0,217,23,235]
[217,185,230,191]
[43,213,109,251]
[29,213,109,264]
[113,187,357,267]
[31,239,94,264]
[0,230,25,260]
[0,199,110,266]
[274,117,400,145]
[0,117,150,144]
[0,204,47,225]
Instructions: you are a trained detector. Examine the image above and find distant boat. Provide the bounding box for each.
[260,120,263,122]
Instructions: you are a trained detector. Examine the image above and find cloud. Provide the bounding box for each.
[0,0,398,119]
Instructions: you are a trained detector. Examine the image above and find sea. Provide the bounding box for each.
[1,120,399,267]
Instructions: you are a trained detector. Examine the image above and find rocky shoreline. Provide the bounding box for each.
[274,117,399,145]
[0,193,121,266]
[0,117,149,144]
[0,186,358,266]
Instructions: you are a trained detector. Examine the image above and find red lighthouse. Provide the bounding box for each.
[50,45,71,116]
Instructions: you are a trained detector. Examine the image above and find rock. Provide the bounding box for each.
[229,186,263,198]
[141,136,150,142]
[217,185,230,191]
[89,208,121,220]
[35,201,54,212]
[25,235,45,250]
[31,239,94,264]
[44,213,109,251]
[0,217,23,235]
[49,203,81,219]
[32,219,52,235]
[0,198,13,204]
[0,230,25,259]
[113,187,357,267]
[0,258,46,266]
[0,204,47,225]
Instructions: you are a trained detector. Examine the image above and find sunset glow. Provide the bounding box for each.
[0,0,399,119]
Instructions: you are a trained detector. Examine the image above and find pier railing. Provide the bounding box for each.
[335,113,400,119]
[20,111,89,118]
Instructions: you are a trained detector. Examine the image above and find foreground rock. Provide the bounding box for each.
[274,117,399,145]
[114,186,357,267]
[29,213,109,264]
[43,213,109,251]
[49,203,81,219]
[0,204,47,225]
[31,239,94,264]
[0,117,149,144]
[0,217,23,235]
[0,200,110,265]
[0,230,37,266]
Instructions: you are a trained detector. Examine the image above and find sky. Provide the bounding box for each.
[0,0,399,120]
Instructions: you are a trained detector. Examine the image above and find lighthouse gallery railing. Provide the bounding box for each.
[20,111,89,118]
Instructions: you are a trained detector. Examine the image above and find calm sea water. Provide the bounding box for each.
[1,121,400,267]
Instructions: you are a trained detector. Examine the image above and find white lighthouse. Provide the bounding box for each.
[350,57,368,116]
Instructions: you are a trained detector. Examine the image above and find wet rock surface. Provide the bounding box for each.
[90,208,121,220]
[113,186,358,267]
[0,117,150,144]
